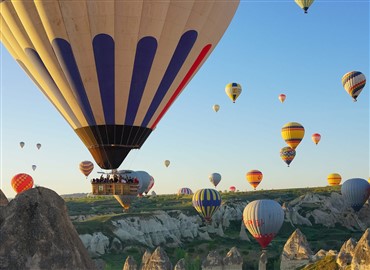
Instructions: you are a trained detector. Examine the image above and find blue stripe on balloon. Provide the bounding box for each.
[125,37,158,125]
[93,34,115,124]
[52,38,96,125]
[141,30,198,127]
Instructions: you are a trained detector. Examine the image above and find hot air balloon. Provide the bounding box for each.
[213,104,220,112]
[32,165,37,171]
[341,178,370,212]
[11,173,34,194]
[342,71,366,102]
[311,133,321,145]
[177,187,193,195]
[79,161,94,178]
[144,176,155,195]
[192,188,221,223]
[164,160,170,168]
[246,170,263,190]
[327,173,341,186]
[229,186,236,192]
[278,94,286,103]
[135,171,152,196]
[36,143,41,150]
[0,1,239,170]
[281,122,305,149]
[280,146,296,167]
[209,173,222,188]
[20,142,25,148]
[243,199,284,249]
[294,0,315,14]
[225,83,242,103]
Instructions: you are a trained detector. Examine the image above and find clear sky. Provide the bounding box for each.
[1,1,369,198]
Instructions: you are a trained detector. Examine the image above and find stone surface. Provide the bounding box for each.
[0,189,8,207]
[223,247,243,270]
[202,250,223,270]
[143,246,172,270]
[80,232,110,257]
[0,187,96,270]
[351,229,370,270]
[337,238,357,268]
[174,258,186,270]
[140,250,151,270]
[123,256,138,270]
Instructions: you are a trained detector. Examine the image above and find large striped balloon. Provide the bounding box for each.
[280,146,296,167]
[192,189,221,223]
[11,173,34,194]
[294,0,315,14]
[341,178,370,212]
[342,71,366,102]
[0,1,239,170]
[243,200,284,249]
[225,83,242,103]
[246,170,263,190]
[79,161,94,177]
[281,122,305,150]
[327,173,341,186]
[177,187,193,195]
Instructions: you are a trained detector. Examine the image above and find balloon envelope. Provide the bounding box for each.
[209,173,222,187]
[114,194,135,210]
[246,170,263,190]
[341,178,370,212]
[177,187,193,195]
[36,143,41,150]
[311,133,321,145]
[327,173,341,186]
[213,104,220,112]
[0,1,239,170]
[294,0,315,13]
[243,199,284,249]
[229,186,236,192]
[278,94,286,103]
[79,161,94,177]
[225,83,242,103]
[145,176,155,195]
[32,165,37,171]
[192,188,221,223]
[20,142,25,148]
[281,122,305,150]
[342,71,366,101]
[164,160,170,168]
[11,173,34,194]
[280,146,296,167]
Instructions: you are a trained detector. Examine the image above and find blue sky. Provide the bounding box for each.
[1,1,369,197]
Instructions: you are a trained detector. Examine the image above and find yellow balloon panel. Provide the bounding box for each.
[281,122,305,150]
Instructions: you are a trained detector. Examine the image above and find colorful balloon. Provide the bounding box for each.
[280,146,296,167]
[341,178,370,212]
[135,171,152,196]
[32,165,37,171]
[145,176,155,195]
[327,173,341,186]
[243,200,284,249]
[213,104,220,112]
[246,170,263,190]
[229,186,236,192]
[20,142,25,148]
[225,83,242,103]
[209,173,222,187]
[311,133,321,145]
[278,94,286,103]
[79,161,94,178]
[164,160,170,168]
[192,189,221,223]
[294,0,315,13]
[177,187,193,195]
[11,173,34,194]
[281,122,305,149]
[0,1,239,170]
[36,143,41,150]
[342,71,366,102]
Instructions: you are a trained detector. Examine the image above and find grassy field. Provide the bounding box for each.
[65,185,358,270]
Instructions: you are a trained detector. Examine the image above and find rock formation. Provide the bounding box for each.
[140,250,152,270]
[174,258,186,270]
[123,256,138,270]
[239,222,250,241]
[280,229,313,270]
[351,228,370,270]
[0,189,8,207]
[223,247,243,270]
[0,187,96,270]
[202,250,223,270]
[143,246,172,270]
[80,232,110,257]
[337,238,357,269]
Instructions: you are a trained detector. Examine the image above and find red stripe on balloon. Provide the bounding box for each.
[150,44,212,129]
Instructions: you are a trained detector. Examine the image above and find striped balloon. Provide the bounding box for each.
[79,161,94,177]
[327,173,341,186]
[342,71,366,102]
[177,187,193,195]
[243,200,284,249]
[0,1,239,170]
[11,173,34,194]
[278,94,286,103]
[145,176,155,195]
[311,133,321,145]
[225,83,242,103]
[280,146,296,167]
[229,186,236,192]
[246,170,263,190]
[192,189,221,223]
[341,178,370,212]
[294,0,315,13]
[281,122,305,150]
[209,173,222,188]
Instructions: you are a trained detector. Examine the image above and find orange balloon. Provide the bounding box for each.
[311,133,321,145]
[11,173,34,194]
[278,94,286,103]
[246,170,263,190]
